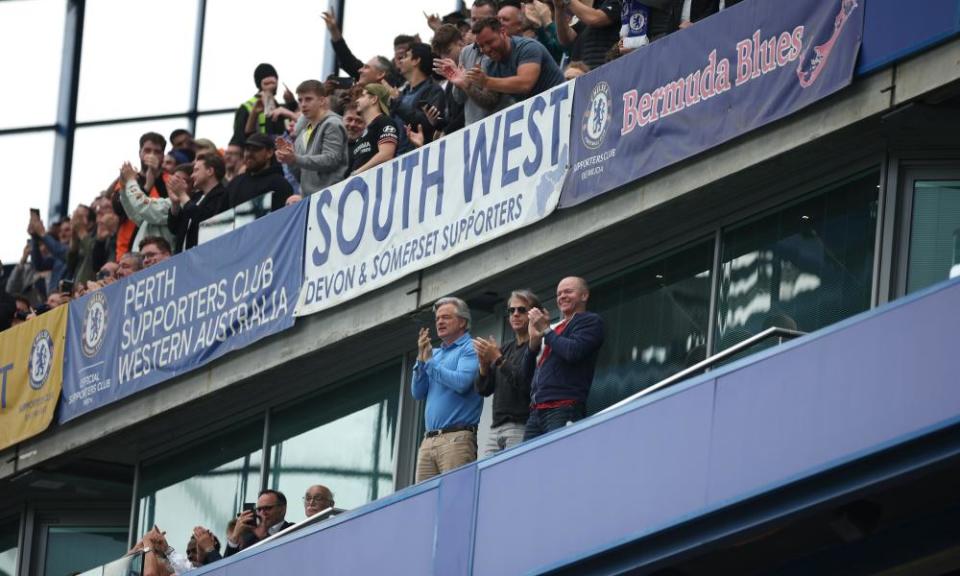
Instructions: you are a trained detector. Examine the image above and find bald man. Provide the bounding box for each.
[303,484,335,517]
[524,276,605,440]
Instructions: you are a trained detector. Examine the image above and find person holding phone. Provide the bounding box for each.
[5,238,46,308]
[28,210,70,298]
[224,489,293,556]
[233,63,299,146]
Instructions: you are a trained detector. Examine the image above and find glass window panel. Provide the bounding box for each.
[717,170,880,354]
[268,362,400,522]
[195,112,237,151]
[340,0,456,70]
[0,516,18,576]
[907,180,960,294]
[587,241,714,414]
[77,0,197,122]
[70,118,188,208]
[0,132,56,265]
[138,420,264,556]
[43,526,127,576]
[198,0,330,112]
[0,0,66,129]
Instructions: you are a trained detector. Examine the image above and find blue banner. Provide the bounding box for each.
[560,0,864,208]
[60,201,308,423]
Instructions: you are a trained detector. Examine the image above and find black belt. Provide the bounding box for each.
[424,424,477,438]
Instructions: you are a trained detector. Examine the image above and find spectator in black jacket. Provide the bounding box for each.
[169,153,228,252]
[225,134,293,212]
[225,490,294,556]
[473,289,543,456]
[431,25,467,135]
[394,43,447,143]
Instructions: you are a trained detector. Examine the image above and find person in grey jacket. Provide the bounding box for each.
[276,80,348,200]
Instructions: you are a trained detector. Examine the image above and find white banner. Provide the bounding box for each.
[295,81,574,317]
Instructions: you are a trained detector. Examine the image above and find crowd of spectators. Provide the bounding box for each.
[1,0,741,333]
[0,5,762,572]
[129,485,336,576]
[123,274,605,574]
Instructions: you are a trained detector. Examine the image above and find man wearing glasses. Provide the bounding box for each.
[473,289,542,456]
[303,485,336,518]
[224,489,293,556]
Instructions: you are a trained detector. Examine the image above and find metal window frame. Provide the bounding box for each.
[0,0,232,226]
[888,159,960,299]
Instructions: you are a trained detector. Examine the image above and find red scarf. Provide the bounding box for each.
[537,319,568,367]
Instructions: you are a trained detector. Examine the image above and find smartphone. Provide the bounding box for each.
[59,279,75,294]
[30,208,41,218]
[334,76,354,89]
[241,502,258,525]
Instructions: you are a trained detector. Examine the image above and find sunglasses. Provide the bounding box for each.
[507,306,529,315]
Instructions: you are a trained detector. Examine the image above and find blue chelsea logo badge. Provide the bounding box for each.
[581,82,613,150]
[29,329,54,390]
[81,291,108,358]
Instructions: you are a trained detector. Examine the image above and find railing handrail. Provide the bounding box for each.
[246,506,345,551]
[77,548,144,576]
[598,326,806,415]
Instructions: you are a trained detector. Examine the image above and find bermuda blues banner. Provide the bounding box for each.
[0,305,67,450]
[560,0,864,208]
[296,81,573,316]
[60,202,307,423]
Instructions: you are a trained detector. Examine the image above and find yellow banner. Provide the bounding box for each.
[0,305,67,451]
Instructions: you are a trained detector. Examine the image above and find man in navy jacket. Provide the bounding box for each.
[524,276,604,440]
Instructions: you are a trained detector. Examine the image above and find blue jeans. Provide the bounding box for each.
[523,403,586,441]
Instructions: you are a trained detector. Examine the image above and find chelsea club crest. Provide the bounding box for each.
[629,10,646,34]
[29,329,54,390]
[581,82,613,150]
[81,291,108,358]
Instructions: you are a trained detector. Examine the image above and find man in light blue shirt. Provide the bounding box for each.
[412,296,482,482]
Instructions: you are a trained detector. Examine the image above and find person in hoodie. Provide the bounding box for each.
[225,133,293,212]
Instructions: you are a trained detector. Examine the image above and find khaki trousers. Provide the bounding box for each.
[415,430,477,483]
